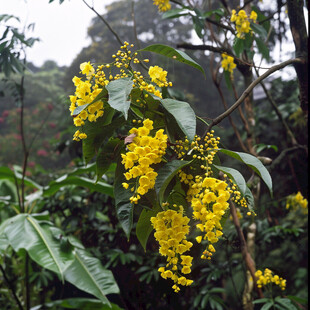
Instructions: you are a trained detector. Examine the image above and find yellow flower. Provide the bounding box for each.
[80,61,95,78]
[221,53,236,74]
[148,66,168,87]
[153,0,171,12]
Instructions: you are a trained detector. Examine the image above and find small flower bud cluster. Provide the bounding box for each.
[121,119,168,203]
[255,268,286,291]
[230,9,258,39]
[151,206,193,292]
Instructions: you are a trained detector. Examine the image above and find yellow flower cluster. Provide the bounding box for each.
[148,66,169,88]
[122,119,168,203]
[226,178,248,209]
[221,53,236,74]
[150,207,193,292]
[70,64,104,141]
[255,268,286,291]
[191,177,230,259]
[286,191,308,214]
[231,9,258,39]
[153,0,171,12]
[69,42,173,140]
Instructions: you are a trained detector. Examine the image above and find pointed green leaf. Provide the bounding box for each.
[155,160,191,205]
[4,214,74,280]
[136,204,161,251]
[96,139,123,182]
[233,37,244,57]
[139,44,205,77]
[161,98,196,142]
[219,149,273,195]
[213,165,247,195]
[114,161,134,238]
[251,22,268,39]
[43,175,114,197]
[106,78,133,120]
[64,248,119,305]
[162,8,191,19]
[255,37,270,61]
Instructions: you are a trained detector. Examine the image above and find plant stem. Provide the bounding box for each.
[0,264,24,310]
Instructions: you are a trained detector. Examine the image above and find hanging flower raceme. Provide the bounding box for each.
[151,206,193,292]
[122,119,168,204]
[191,176,230,259]
[231,9,257,39]
[153,0,171,12]
[255,268,286,291]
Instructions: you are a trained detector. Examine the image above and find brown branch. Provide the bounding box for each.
[205,58,304,133]
[229,202,264,299]
[287,0,308,116]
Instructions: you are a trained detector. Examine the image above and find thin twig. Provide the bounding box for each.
[229,202,264,299]
[82,0,123,46]
[0,264,24,310]
[204,58,304,133]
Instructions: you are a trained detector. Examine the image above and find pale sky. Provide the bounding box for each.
[1,0,115,67]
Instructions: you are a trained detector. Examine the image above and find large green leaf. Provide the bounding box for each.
[213,164,247,195]
[136,203,161,251]
[64,248,119,306]
[0,166,42,190]
[96,139,123,183]
[233,37,244,57]
[4,214,74,280]
[82,107,117,163]
[162,8,191,19]
[114,161,134,239]
[161,98,196,142]
[218,149,273,195]
[31,298,123,310]
[43,175,114,198]
[255,37,270,61]
[155,160,191,205]
[106,78,133,120]
[0,217,11,253]
[139,44,205,77]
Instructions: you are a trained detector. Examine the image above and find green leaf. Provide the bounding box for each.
[162,8,190,19]
[233,37,244,57]
[114,161,134,239]
[213,165,247,195]
[254,143,278,154]
[0,166,42,190]
[251,22,268,39]
[96,139,123,182]
[136,204,160,251]
[106,78,133,120]
[253,298,273,304]
[32,298,123,310]
[155,160,191,205]
[43,175,114,197]
[4,214,74,280]
[275,298,298,310]
[255,37,270,61]
[139,44,205,77]
[244,186,255,211]
[0,217,11,253]
[260,302,274,310]
[64,248,119,306]
[218,149,273,195]
[161,98,196,142]
[72,87,108,117]
[224,70,232,90]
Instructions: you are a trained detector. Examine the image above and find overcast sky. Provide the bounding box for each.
[1,0,115,66]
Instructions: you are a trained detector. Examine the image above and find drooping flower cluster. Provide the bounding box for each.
[148,66,169,88]
[286,191,308,213]
[221,53,236,74]
[255,268,286,291]
[230,9,258,39]
[191,177,230,259]
[150,207,193,292]
[153,0,171,12]
[122,119,168,203]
